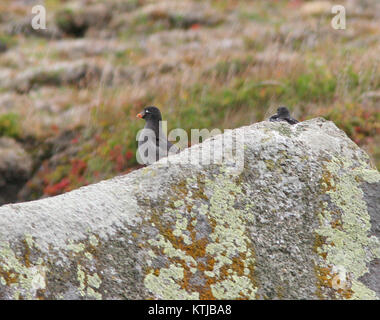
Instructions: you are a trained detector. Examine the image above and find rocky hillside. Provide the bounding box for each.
[0,0,379,205]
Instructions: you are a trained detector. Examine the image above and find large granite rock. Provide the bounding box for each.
[0,118,379,300]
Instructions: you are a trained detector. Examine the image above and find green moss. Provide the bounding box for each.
[0,113,21,138]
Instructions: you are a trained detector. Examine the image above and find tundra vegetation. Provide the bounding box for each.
[0,0,379,204]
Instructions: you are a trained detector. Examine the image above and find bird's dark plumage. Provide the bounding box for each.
[269,106,299,125]
[136,106,179,165]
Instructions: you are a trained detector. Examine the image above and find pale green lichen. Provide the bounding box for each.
[203,174,256,296]
[84,252,93,260]
[89,235,99,247]
[173,215,192,245]
[77,264,102,300]
[144,171,257,299]
[316,157,380,300]
[272,124,293,137]
[148,234,197,267]
[77,265,86,296]
[87,287,102,300]
[24,234,35,248]
[144,264,199,299]
[0,240,47,300]
[88,273,102,289]
[67,241,85,253]
[211,275,257,299]
[173,200,185,208]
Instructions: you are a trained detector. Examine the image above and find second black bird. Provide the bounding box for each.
[269,106,299,125]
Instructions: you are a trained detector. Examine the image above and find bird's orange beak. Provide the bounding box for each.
[136,112,144,118]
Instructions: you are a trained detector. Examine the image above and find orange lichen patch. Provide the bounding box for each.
[331,218,343,230]
[314,265,354,300]
[317,266,334,288]
[315,265,333,299]
[0,268,19,286]
[146,196,219,299]
[199,278,217,300]
[159,216,217,297]
[36,288,46,300]
[313,232,353,299]
[314,233,330,299]
[320,252,328,259]
[22,239,31,268]
[313,233,327,254]
[231,255,245,276]
[143,174,258,300]
[184,237,208,260]
[180,266,192,291]
[320,171,336,192]
[338,286,354,299]
[170,180,190,199]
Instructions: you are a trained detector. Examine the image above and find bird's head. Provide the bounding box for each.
[136,106,162,121]
[277,106,290,117]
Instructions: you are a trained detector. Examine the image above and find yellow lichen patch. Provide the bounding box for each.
[77,264,102,300]
[22,239,31,268]
[67,241,85,254]
[315,158,380,300]
[64,235,103,299]
[320,170,336,193]
[0,238,47,300]
[144,264,199,299]
[143,172,258,300]
[330,218,343,230]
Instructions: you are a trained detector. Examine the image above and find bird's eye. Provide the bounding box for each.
[145,110,150,114]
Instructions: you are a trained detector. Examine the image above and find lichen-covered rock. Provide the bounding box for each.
[0,118,379,300]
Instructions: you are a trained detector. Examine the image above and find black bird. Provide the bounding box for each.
[269,106,299,125]
[136,106,179,165]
